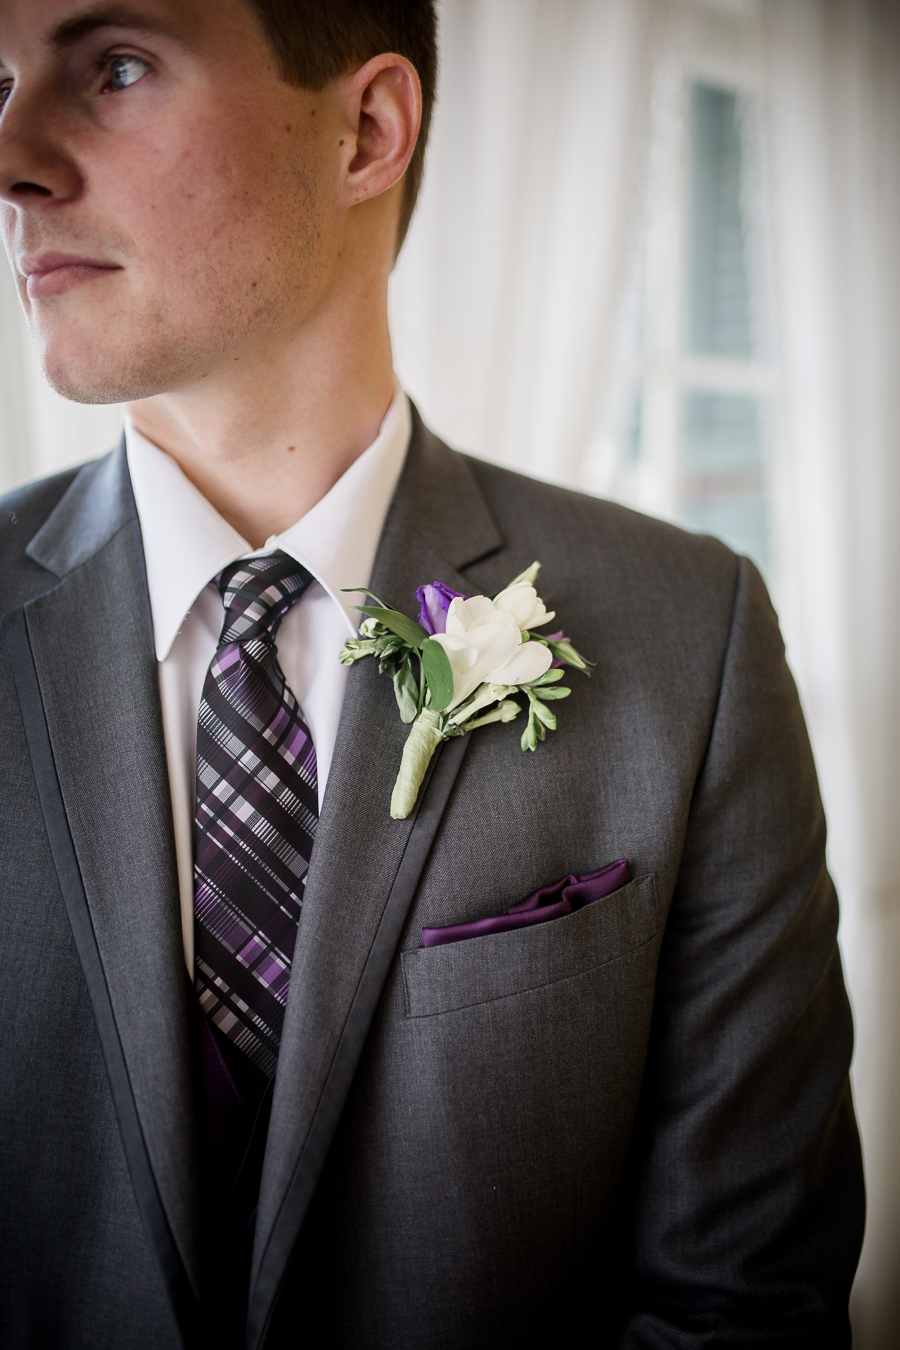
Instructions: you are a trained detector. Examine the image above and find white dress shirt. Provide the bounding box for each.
[126,385,411,969]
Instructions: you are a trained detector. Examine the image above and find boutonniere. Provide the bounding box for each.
[340,563,590,819]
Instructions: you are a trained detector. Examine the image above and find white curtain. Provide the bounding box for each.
[1,2,898,1342]
[389,0,660,486]
[762,3,900,1344]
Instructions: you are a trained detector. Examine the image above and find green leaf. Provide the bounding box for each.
[528,667,565,685]
[341,586,391,607]
[378,643,405,676]
[529,698,557,730]
[537,686,571,701]
[520,703,546,751]
[356,605,430,648]
[421,639,455,713]
[392,660,420,723]
[372,637,402,658]
[547,639,591,673]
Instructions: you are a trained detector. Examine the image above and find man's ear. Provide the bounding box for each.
[338,53,422,207]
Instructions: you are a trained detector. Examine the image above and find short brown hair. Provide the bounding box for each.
[247,0,438,250]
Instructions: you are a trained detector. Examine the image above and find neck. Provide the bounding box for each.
[127,279,395,550]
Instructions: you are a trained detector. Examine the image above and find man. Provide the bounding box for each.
[0,1,864,1347]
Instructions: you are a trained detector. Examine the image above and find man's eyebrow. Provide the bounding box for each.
[50,5,181,50]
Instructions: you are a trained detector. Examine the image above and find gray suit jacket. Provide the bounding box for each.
[0,410,863,1349]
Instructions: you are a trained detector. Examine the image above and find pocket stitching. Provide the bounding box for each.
[404,925,661,1019]
[403,873,658,1018]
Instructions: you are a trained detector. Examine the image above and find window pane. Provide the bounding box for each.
[687,83,754,358]
[679,391,768,570]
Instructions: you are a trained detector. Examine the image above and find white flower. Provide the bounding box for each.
[492,583,555,631]
[429,595,553,709]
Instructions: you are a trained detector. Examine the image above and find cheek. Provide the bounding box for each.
[96,116,322,280]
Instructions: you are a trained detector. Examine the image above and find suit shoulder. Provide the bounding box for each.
[464,454,740,601]
[0,466,84,605]
[457,453,764,717]
[0,467,83,548]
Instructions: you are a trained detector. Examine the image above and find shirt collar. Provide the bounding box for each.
[126,382,411,661]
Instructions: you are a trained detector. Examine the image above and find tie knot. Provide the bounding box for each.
[216,551,314,647]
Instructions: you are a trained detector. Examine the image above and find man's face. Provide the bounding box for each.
[0,0,339,403]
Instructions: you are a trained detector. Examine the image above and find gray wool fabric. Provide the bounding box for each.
[0,408,863,1349]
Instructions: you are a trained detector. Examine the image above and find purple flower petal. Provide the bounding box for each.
[415,582,467,635]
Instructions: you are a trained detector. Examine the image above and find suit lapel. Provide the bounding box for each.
[6,447,201,1336]
[247,414,504,1349]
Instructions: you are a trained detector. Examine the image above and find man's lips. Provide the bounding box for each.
[20,252,122,299]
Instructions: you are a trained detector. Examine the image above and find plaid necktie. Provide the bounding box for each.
[193,551,318,1081]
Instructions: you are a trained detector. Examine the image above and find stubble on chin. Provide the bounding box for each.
[39,316,188,405]
[35,268,302,405]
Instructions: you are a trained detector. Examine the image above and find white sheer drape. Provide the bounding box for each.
[389,0,659,486]
[763,3,900,1344]
[1,1,897,1342]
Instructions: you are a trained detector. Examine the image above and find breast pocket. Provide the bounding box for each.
[401,873,658,1017]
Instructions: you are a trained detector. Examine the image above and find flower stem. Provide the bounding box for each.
[390,708,446,819]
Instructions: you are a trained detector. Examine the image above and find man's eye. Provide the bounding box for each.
[0,83,11,113]
[104,55,152,92]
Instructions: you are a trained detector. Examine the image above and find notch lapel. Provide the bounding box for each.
[247,415,504,1349]
[4,447,201,1341]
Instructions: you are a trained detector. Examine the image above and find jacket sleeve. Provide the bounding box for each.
[616,556,864,1348]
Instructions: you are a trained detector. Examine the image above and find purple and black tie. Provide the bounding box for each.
[193,550,318,1082]
[191,550,317,1332]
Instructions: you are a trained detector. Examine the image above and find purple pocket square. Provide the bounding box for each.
[421,859,632,948]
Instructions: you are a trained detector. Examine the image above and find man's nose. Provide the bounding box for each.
[0,83,83,209]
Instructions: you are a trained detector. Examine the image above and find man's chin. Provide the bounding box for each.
[42,366,127,406]
[39,339,182,406]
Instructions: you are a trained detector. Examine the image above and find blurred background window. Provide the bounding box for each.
[689,84,754,359]
[623,73,772,574]
[680,389,767,566]
[2,2,899,1344]
[604,7,775,582]
[681,82,768,568]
